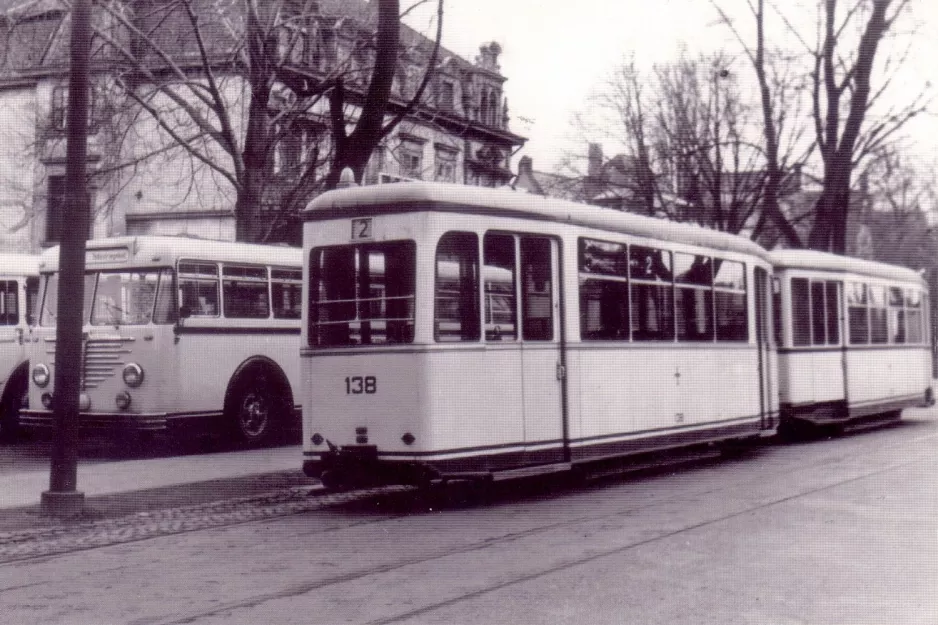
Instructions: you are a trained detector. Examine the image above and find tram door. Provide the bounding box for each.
[754,267,775,429]
[483,234,565,464]
[519,237,565,463]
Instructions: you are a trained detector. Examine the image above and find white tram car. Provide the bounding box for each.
[300,182,778,488]
[0,252,40,441]
[771,249,933,433]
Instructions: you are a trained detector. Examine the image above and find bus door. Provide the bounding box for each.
[754,267,775,429]
[518,236,566,464]
[0,279,25,366]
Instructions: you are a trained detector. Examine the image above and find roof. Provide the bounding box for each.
[0,0,487,79]
[0,251,39,276]
[769,249,926,286]
[37,236,301,272]
[304,181,771,260]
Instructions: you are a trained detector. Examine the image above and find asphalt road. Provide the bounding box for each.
[1,409,936,625]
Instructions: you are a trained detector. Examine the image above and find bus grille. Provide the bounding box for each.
[82,338,133,389]
[48,336,134,390]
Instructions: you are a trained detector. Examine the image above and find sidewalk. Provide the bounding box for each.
[0,444,315,533]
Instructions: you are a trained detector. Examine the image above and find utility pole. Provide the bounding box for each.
[40,0,92,517]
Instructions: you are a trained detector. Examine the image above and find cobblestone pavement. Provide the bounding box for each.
[0,484,414,564]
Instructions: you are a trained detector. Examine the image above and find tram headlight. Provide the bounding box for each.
[32,363,50,388]
[122,363,144,388]
[115,391,132,410]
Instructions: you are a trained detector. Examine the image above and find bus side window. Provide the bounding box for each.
[178,262,220,317]
[272,267,303,319]
[26,276,39,326]
[0,280,18,326]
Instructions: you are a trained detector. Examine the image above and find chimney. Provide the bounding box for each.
[518,155,534,177]
[587,143,603,179]
[585,143,604,201]
[475,42,502,73]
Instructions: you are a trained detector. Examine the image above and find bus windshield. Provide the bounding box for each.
[39,268,176,327]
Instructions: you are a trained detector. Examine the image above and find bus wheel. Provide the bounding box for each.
[0,374,26,443]
[228,381,279,446]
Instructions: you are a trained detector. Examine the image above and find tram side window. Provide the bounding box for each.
[790,278,811,346]
[0,280,17,325]
[869,285,888,344]
[435,232,480,342]
[714,259,747,341]
[521,237,554,341]
[579,239,629,341]
[847,282,869,345]
[675,253,713,342]
[271,268,303,319]
[483,233,517,341]
[579,238,629,341]
[906,289,924,344]
[825,281,840,344]
[630,245,674,341]
[888,287,906,344]
[178,262,220,317]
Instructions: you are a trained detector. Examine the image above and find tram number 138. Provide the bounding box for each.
[345,376,377,395]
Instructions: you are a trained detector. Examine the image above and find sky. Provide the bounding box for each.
[404,0,938,177]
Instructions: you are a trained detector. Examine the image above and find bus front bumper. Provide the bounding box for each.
[19,409,170,432]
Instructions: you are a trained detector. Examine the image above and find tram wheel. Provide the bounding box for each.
[226,379,280,446]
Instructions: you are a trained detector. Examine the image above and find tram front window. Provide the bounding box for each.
[309,241,416,347]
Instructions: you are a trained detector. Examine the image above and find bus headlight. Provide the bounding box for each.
[115,391,132,410]
[122,363,144,387]
[32,364,50,388]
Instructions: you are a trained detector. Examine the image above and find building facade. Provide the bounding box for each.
[0,0,525,252]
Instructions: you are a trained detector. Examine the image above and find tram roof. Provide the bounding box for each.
[769,249,926,285]
[304,182,771,259]
[36,236,301,272]
[0,251,39,276]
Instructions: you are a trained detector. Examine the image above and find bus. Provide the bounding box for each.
[20,236,303,445]
[771,249,933,434]
[0,252,40,441]
[299,181,778,489]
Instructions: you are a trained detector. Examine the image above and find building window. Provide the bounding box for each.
[50,85,98,133]
[312,24,337,72]
[273,121,320,177]
[436,80,455,111]
[434,145,457,183]
[45,175,67,244]
[396,138,424,179]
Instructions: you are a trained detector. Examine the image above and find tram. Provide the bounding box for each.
[771,249,933,433]
[300,180,778,489]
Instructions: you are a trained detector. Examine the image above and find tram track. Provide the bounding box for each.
[97,419,938,625]
[1,418,933,624]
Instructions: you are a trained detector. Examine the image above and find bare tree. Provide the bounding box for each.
[714,0,926,253]
[808,0,923,253]
[0,0,444,243]
[574,52,778,237]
